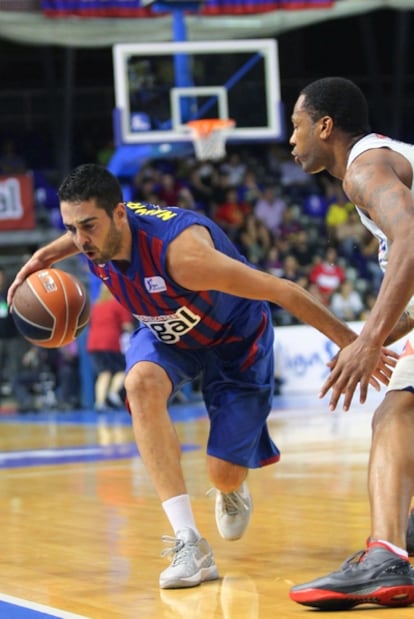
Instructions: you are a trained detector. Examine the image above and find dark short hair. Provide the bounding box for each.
[58,163,123,217]
[300,77,371,136]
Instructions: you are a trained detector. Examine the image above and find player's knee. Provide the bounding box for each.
[125,361,171,404]
[372,390,414,432]
[207,455,247,492]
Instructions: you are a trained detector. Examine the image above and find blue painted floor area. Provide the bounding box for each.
[0,394,328,470]
[0,398,208,426]
[0,594,88,618]
[0,402,207,469]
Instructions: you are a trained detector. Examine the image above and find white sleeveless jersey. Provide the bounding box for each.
[347,133,414,316]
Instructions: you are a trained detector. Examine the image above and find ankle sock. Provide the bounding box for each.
[162,494,200,537]
[370,539,408,558]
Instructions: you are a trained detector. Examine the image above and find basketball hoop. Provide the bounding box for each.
[185,118,235,161]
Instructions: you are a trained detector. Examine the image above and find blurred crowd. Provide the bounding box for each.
[0,138,384,411]
[126,142,382,326]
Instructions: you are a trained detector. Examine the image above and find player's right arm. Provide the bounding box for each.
[7,232,80,306]
[320,151,414,410]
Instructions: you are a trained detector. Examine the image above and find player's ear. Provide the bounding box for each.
[319,115,334,139]
[114,202,127,222]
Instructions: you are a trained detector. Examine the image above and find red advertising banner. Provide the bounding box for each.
[0,174,35,231]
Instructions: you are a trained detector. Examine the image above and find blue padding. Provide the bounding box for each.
[107,142,193,179]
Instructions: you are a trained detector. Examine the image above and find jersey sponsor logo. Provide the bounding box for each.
[134,306,201,343]
[144,276,167,293]
[127,201,177,221]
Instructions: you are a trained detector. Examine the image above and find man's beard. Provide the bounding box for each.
[88,224,123,265]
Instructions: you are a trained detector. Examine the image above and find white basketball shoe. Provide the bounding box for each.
[159,528,219,589]
[214,481,253,540]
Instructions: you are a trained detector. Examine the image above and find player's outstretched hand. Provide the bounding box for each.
[320,340,398,412]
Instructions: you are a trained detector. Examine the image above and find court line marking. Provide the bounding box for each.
[0,592,90,618]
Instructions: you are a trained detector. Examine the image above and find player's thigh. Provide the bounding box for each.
[125,325,203,395]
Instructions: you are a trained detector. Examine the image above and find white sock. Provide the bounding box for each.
[374,539,408,558]
[162,494,200,537]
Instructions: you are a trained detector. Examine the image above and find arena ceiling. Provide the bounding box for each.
[0,0,413,46]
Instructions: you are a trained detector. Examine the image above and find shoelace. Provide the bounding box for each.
[161,535,193,566]
[341,545,410,573]
[206,487,249,515]
[340,549,366,570]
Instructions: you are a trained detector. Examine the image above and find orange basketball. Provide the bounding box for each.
[12,268,90,348]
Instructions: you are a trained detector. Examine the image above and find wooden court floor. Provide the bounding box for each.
[0,390,412,618]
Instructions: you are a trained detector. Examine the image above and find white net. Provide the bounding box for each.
[186,119,235,161]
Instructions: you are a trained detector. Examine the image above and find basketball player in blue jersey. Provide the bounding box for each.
[8,163,395,591]
[287,77,414,610]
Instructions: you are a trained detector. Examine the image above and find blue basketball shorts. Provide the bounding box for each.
[125,312,280,469]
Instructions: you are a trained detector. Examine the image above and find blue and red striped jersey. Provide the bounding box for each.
[89,202,269,348]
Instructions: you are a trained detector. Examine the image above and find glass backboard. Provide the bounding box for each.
[112,39,283,145]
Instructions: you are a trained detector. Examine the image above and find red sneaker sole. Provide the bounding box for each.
[290,585,414,610]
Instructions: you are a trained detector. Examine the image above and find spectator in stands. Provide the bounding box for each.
[264,245,284,277]
[186,164,215,214]
[276,204,303,243]
[270,255,308,326]
[330,279,365,322]
[210,168,232,206]
[237,167,263,207]
[335,208,368,261]
[302,191,328,222]
[176,187,197,211]
[87,285,135,411]
[220,152,247,186]
[134,177,158,204]
[236,212,272,267]
[265,144,283,180]
[280,254,308,288]
[288,229,317,275]
[213,186,251,241]
[0,268,27,393]
[11,345,59,413]
[56,340,81,410]
[358,231,384,294]
[325,179,354,244]
[254,184,287,237]
[156,172,183,206]
[309,246,346,305]
[131,163,161,202]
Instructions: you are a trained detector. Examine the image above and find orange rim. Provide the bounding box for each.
[186,118,235,136]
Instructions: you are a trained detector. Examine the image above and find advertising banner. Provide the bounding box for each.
[41,0,333,17]
[0,174,35,231]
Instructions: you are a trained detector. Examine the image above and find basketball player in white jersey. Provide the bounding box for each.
[289,77,414,610]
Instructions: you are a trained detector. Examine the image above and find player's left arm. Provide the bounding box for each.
[167,225,379,352]
[343,150,414,348]
[319,151,414,409]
